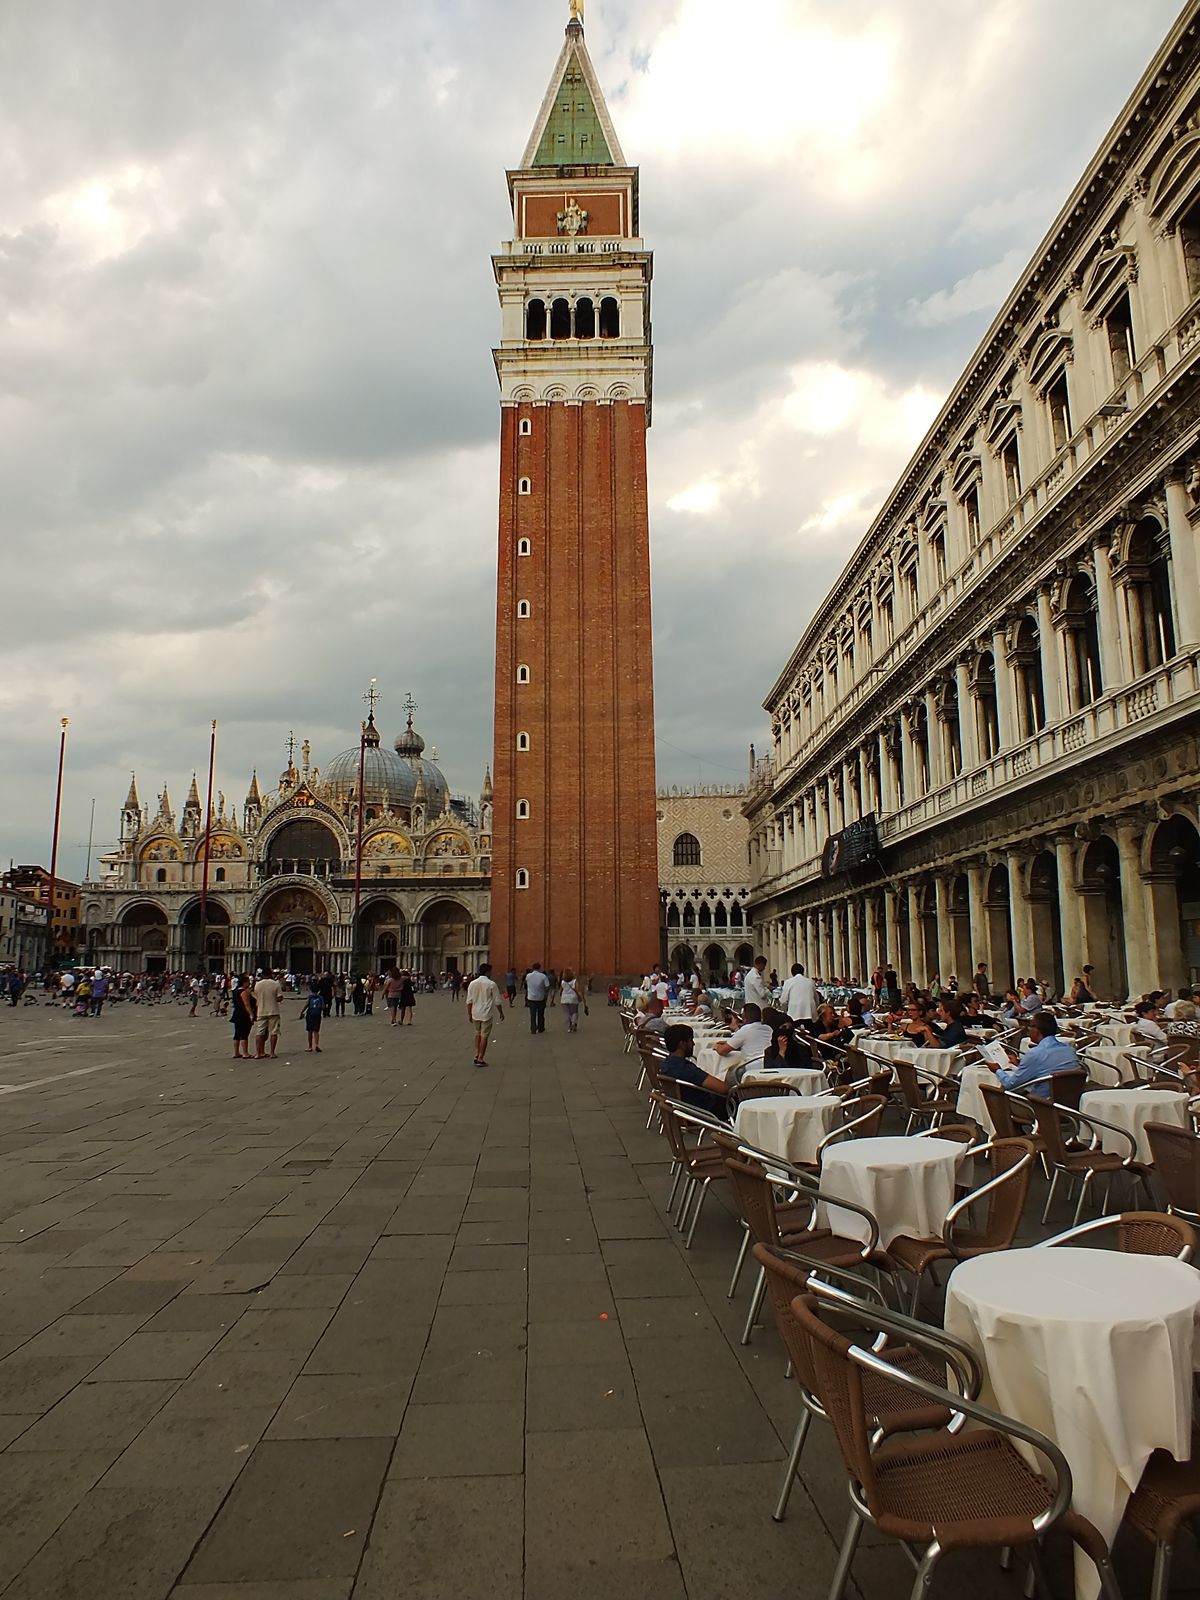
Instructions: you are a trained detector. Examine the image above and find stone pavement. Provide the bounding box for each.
[0,993,1183,1598]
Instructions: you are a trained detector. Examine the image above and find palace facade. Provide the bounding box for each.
[657,785,754,979]
[82,700,493,977]
[746,3,1200,1001]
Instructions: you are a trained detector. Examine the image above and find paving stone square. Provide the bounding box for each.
[0,995,1189,1598]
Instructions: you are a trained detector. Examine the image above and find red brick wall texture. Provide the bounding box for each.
[491,400,660,981]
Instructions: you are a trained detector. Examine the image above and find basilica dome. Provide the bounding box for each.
[321,742,416,813]
[394,712,450,814]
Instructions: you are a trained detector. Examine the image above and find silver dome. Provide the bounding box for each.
[322,744,416,812]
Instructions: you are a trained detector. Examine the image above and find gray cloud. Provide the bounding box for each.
[0,0,1182,880]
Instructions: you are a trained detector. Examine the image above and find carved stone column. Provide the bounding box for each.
[1116,817,1153,998]
[885,890,903,978]
[1005,850,1035,981]
[955,659,978,772]
[906,883,924,987]
[831,903,845,981]
[966,862,991,984]
[991,626,1017,749]
[935,876,955,986]
[1092,536,1127,688]
[1054,835,1083,992]
[1036,587,1064,725]
[878,728,898,813]
[1165,469,1200,647]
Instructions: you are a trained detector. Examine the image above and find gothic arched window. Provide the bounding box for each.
[673,833,702,867]
[526,300,546,341]
[599,297,620,338]
[550,298,571,340]
[575,297,596,339]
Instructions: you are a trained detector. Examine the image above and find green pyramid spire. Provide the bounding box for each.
[532,47,614,166]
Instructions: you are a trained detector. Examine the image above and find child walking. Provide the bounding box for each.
[303,981,324,1053]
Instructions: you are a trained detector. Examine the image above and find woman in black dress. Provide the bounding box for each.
[231,975,255,1059]
[398,970,416,1027]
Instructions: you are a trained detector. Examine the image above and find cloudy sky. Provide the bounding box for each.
[0,0,1182,878]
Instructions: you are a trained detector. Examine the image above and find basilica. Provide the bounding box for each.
[82,698,493,978]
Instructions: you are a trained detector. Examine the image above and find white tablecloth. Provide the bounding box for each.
[696,1046,741,1079]
[817,1135,965,1247]
[1081,1043,1152,1087]
[857,1037,910,1063]
[1080,1087,1189,1163]
[946,1247,1200,1600]
[956,1063,998,1131]
[742,1065,828,1096]
[859,1039,963,1077]
[1097,1022,1137,1048]
[734,1093,843,1166]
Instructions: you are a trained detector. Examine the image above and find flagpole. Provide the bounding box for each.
[352,680,377,971]
[199,720,217,974]
[47,718,68,967]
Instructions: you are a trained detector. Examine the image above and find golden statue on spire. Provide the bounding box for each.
[569,0,584,21]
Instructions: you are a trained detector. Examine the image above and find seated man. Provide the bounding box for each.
[1018,979,1042,1014]
[657,1024,730,1119]
[1164,987,1195,1020]
[988,1012,1080,1099]
[713,1002,773,1063]
[636,998,668,1038]
[928,999,970,1049]
[963,993,1000,1030]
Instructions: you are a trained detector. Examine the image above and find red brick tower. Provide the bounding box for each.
[490,7,659,982]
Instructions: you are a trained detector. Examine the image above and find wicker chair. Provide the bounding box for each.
[1033,1098,1153,1226]
[752,1245,978,1524]
[1017,1066,1090,1108]
[790,1290,1123,1600]
[650,1091,728,1246]
[1145,1120,1200,1223]
[723,1155,885,1345]
[727,1078,798,1114]
[1124,1427,1200,1600]
[893,1059,959,1134]
[886,1138,1038,1315]
[1035,1209,1195,1260]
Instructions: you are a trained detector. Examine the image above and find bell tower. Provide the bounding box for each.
[490,6,659,981]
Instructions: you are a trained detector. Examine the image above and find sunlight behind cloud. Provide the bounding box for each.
[667,478,722,514]
[623,0,894,171]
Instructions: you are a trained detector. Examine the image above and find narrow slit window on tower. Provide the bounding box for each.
[516,868,530,889]
[550,298,571,340]
[517,664,530,684]
[517,599,530,618]
[525,299,546,341]
[518,477,531,496]
[575,297,595,339]
[518,537,531,556]
[599,296,620,338]
[517,731,530,752]
[517,799,530,820]
[519,418,532,436]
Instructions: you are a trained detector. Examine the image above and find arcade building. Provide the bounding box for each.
[82,697,493,978]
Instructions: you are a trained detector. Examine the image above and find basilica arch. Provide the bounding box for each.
[116,900,171,973]
[254,883,336,976]
[415,895,475,977]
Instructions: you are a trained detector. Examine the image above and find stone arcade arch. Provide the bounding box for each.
[180,898,231,975]
[357,897,407,972]
[985,865,1015,995]
[418,898,474,977]
[1027,853,1064,999]
[256,885,334,977]
[117,901,170,973]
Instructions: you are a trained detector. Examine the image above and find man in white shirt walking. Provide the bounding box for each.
[743,956,772,1013]
[466,963,504,1067]
[253,970,284,1059]
[779,963,819,1026]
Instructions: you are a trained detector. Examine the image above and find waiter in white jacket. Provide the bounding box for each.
[743,956,772,1013]
[779,963,818,1027]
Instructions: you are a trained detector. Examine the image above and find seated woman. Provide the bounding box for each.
[1067,966,1100,1005]
[901,999,930,1044]
[844,996,868,1032]
[910,998,969,1049]
[761,1016,814,1070]
[656,1024,730,1119]
[812,1001,852,1049]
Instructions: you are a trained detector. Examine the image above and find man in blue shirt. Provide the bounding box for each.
[657,1024,730,1120]
[524,965,551,1034]
[990,1012,1080,1098]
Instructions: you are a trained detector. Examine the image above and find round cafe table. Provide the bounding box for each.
[741,1065,827,1096]
[696,1046,741,1079]
[1079,1086,1189,1163]
[1080,1043,1151,1087]
[946,1247,1200,1600]
[733,1093,843,1166]
[817,1135,965,1248]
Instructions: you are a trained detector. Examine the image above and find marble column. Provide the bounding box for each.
[831,903,845,981]
[1005,850,1035,981]
[966,862,991,980]
[1092,537,1127,688]
[935,876,955,985]
[884,890,902,977]
[955,659,978,772]
[906,884,924,987]
[992,627,1017,749]
[924,688,943,792]
[1165,471,1200,647]
[1116,820,1153,997]
[1053,835,1083,991]
[1036,588,1064,724]
[878,729,897,813]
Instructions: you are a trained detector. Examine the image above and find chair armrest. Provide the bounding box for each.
[809,1278,983,1402]
[942,1150,1035,1257]
[797,1185,881,1258]
[1056,1104,1139,1161]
